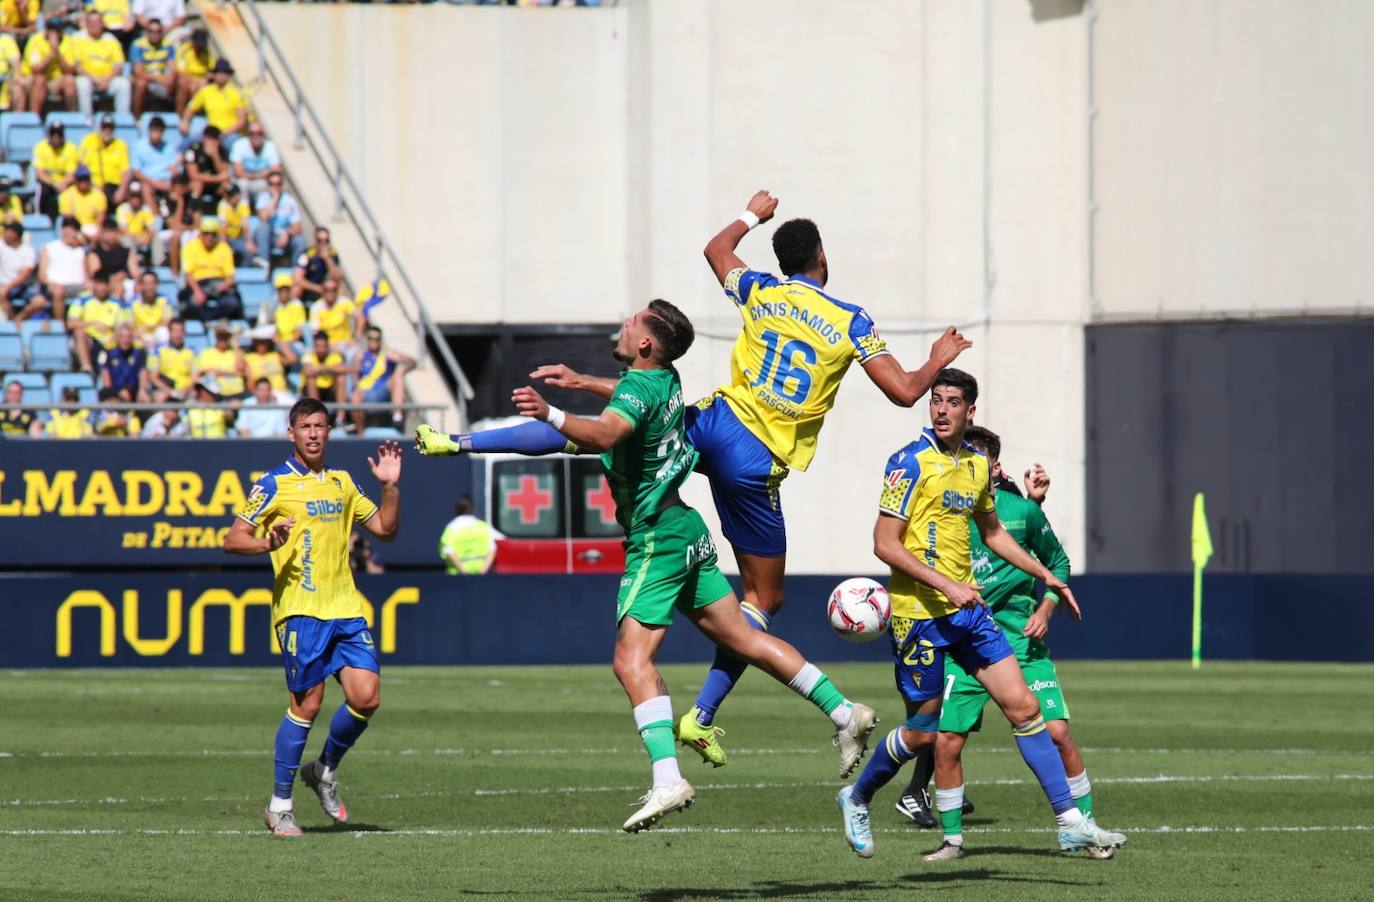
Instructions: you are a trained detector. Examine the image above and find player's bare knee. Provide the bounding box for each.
[292,695,323,722]
[935,730,966,760]
[1047,718,1073,747]
[1005,695,1042,727]
[899,725,934,750]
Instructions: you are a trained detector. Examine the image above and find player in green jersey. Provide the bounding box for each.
[895,425,1115,861]
[426,299,877,833]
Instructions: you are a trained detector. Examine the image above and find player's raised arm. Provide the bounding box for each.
[361,440,403,542]
[223,516,296,555]
[872,513,985,609]
[862,326,973,408]
[703,190,779,285]
[530,364,617,401]
[971,506,1081,621]
[513,385,632,453]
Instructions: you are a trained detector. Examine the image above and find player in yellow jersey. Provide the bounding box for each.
[834,368,1125,861]
[223,399,402,837]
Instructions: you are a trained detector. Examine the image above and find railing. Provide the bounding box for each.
[225,0,475,423]
[3,401,449,434]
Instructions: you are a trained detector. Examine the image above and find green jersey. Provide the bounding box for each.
[602,367,698,533]
[968,488,1070,642]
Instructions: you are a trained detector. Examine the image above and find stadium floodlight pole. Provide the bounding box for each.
[1190,492,1213,671]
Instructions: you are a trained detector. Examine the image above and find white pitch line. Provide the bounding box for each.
[4,773,1371,809]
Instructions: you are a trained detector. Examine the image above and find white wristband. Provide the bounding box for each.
[738,210,760,230]
[544,405,566,429]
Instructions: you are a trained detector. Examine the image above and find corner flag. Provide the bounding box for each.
[1190,493,1212,670]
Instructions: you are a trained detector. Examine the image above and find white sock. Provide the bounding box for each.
[1067,769,1091,800]
[828,701,854,729]
[651,756,682,788]
[318,762,336,783]
[632,696,674,731]
[268,795,292,813]
[934,785,964,846]
[786,662,822,696]
[1056,806,1086,828]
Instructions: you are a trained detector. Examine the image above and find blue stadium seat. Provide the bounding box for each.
[0,320,15,334]
[25,387,51,407]
[3,371,45,391]
[19,320,64,345]
[22,213,52,231]
[77,387,98,406]
[240,282,273,319]
[183,116,207,147]
[237,266,268,284]
[27,333,71,371]
[51,371,95,397]
[153,265,176,282]
[45,112,91,131]
[186,333,209,354]
[0,111,40,146]
[363,426,404,439]
[27,229,56,249]
[184,320,206,336]
[158,280,179,302]
[0,333,23,370]
[4,122,46,163]
[110,113,136,128]
[0,161,23,184]
[115,126,139,148]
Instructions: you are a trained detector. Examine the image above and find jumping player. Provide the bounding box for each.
[223,399,402,837]
[430,299,877,832]
[834,369,1125,859]
[415,191,969,766]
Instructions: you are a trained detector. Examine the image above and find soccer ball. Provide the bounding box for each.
[827,577,892,643]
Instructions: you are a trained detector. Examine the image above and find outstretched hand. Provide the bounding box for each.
[1046,578,1081,621]
[512,386,550,421]
[930,325,973,368]
[531,364,584,391]
[368,440,403,487]
[746,189,779,224]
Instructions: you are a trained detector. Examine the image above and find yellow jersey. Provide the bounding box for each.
[273,299,307,342]
[72,296,128,348]
[195,345,244,396]
[0,36,20,105]
[58,185,108,228]
[90,0,132,30]
[718,269,889,471]
[310,298,355,347]
[69,33,125,79]
[151,343,194,391]
[116,202,155,239]
[0,0,38,31]
[217,198,251,239]
[21,31,72,79]
[237,457,379,626]
[187,82,245,134]
[130,295,172,332]
[244,349,287,392]
[78,133,131,188]
[302,350,343,390]
[181,237,234,282]
[33,140,79,185]
[175,43,214,78]
[47,408,93,438]
[0,194,20,224]
[130,36,172,76]
[879,428,996,620]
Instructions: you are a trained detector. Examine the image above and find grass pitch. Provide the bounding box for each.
[2,661,1370,901]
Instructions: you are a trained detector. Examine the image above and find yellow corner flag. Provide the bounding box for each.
[1190,493,1212,670]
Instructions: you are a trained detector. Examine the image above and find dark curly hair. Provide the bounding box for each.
[771,218,822,277]
[964,425,1001,461]
[643,298,695,364]
[932,368,979,405]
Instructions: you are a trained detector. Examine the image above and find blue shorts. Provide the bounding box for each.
[360,379,392,404]
[276,616,380,693]
[889,606,1013,705]
[685,395,788,558]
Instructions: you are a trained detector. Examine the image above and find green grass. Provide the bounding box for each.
[2,661,1371,901]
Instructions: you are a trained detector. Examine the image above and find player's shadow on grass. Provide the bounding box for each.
[637,870,1091,900]
[301,821,390,833]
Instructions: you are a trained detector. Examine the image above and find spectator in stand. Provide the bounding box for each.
[141,405,187,437]
[0,179,19,225]
[0,29,20,113]
[1,379,44,436]
[17,18,76,116]
[294,227,342,303]
[0,0,39,41]
[59,166,109,238]
[183,124,229,216]
[252,171,302,267]
[148,316,193,400]
[185,375,231,437]
[116,182,156,262]
[349,531,386,575]
[350,325,414,433]
[194,319,245,398]
[38,217,88,322]
[235,375,290,438]
[71,12,130,117]
[309,279,356,357]
[229,121,281,201]
[184,59,246,143]
[100,323,149,399]
[87,217,139,286]
[243,325,288,395]
[174,27,213,116]
[439,495,503,575]
[129,271,172,347]
[179,218,242,321]
[266,271,306,364]
[134,0,188,43]
[132,115,182,207]
[94,385,141,436]
[130,17,175,118]
[47,385,93,438]
[80,115,133,204]
[300,331,346,407]
[68,272,127,373]
[217,183,258,264]
[0,221,42,322]
[90,0,137,51]
[155,172,193,274]
[34,122,79,219]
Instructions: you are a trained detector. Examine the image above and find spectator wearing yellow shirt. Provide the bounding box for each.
[59,166,109,237]
[94,386,142,437]
[0,0,40,40]
[72,12,129,117]
[309,280,357,355]
[131,18,174,118]
[148,317,194,400]
[244,326,288,393]
[174,27,213,115]
[0,179,21,224]
[217,183,259,263]
[0,31,21,111]
[265,272,307,365]
[116,183,156,257]
[90,0,135,49]
[33,122,79,218]
[80,115,133,203]
[130,271,172,347]
[18,19,76,116]
[67,273,129,373]
[301,332,346,407]
[47,386,94,438]
[194,321,245,398]
[185,376,232,438]
[183,59,247,141]
[179,217,242,321]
